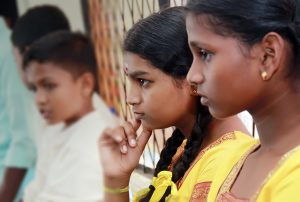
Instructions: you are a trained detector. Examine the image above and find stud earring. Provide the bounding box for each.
[190,85,201,96]
[261,71,268,81]
[190,85,198,96]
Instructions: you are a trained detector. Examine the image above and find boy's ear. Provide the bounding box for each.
[80,72,95,96]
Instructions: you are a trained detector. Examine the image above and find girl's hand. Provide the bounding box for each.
[99,120,152,180]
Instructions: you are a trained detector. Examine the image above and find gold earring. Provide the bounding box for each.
[190,85,200,96]
[261,71,268,81]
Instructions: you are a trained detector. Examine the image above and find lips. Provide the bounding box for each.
[133,112,145,120]
[200,96,209,106]
[39,108,52,120]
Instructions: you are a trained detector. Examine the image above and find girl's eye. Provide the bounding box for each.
[199,49,213,62]
[139,79,150,87]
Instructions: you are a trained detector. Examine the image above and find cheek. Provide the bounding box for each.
[141,88,177,123]
[50,85,78,110]
[143,90,165,114]
[208,79,254,118]
[206,57,241,94]
[157,88,189,117]
[205,71,227,99]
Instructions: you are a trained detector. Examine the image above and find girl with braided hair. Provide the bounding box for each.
[186,0,300,201]
[99,6,253,202]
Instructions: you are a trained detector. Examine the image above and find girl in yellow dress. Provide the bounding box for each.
[186,0,300,201]
[99,6,253,202]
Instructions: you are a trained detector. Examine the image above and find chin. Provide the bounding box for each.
[208,108,233,120]
[140,120,155,130]
[45,118,61,126]
[140,120,162,130]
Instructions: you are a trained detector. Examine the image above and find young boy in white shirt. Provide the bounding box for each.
[22,31,116,202]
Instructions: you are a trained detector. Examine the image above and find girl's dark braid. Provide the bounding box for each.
[171,106,212,183]
[154,128,185,176]
[139,129,184,202]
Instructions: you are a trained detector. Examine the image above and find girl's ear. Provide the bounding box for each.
[257,32,286,81]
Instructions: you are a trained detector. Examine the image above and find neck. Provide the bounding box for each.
[65,101,94,127]
[251,89,300,154]
[176,113,196,139]
[202,115,249,148]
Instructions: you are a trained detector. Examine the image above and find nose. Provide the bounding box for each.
[187,58,204,86]
[126,85,142,106]
[35,89,47,106]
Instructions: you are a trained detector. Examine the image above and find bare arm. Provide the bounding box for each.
[0,167,27,202]
[103,176,130,202]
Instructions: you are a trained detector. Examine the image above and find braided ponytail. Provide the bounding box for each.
[139,129,185,202]
[172,106,211,183]
[154,129,185,176]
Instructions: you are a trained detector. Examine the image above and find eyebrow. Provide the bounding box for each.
[190,41,216,53]
[31,76,55,86]
[189,41,205,49]
[127,71,149,78]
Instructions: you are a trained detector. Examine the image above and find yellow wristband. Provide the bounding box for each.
[104,185,129,194]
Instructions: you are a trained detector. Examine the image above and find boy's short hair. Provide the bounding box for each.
[11,5,70,53]
[23,31,98,92]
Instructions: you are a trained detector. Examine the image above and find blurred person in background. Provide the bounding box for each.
[0,1,37,201]
[0,4,70,202]
[22,31,116,202]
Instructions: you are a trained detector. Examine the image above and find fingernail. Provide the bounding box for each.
[130,139,136,147]
[116,136,122,142]
[122,145,128,153]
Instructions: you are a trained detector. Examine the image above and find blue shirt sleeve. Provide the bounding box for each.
[0,21,37,169]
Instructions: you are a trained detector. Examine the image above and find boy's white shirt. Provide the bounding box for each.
[24,96,116,202]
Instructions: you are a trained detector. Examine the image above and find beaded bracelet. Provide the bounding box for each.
[104,185,129,194]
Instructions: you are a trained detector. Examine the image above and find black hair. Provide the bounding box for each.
[0,0,18,28]
[124,6,192,79]
[11,5,70,53]
[124,6,212,201]
[23,31,98,92]
[186,0,300,83]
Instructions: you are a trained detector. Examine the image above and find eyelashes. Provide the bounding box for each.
[138,79,150,87]
[198,48,213,62]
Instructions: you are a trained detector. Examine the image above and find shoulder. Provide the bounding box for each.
[0,19,12,59]
[200,131,256,161]
[179,132,255,187]
[207,138,258,201]
[258,147,300,202]
[185,131,256,175]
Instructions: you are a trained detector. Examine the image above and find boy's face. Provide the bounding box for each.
[25,61,92,126]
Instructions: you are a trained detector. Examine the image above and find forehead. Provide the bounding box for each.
[186,13,206,32]
[186,14,220,44]
[124,52,165,76]
[25,61,73,82]
[186,14,245,52]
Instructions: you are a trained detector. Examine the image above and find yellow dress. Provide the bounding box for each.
[133,131,254,202]
[208,142,300,202]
